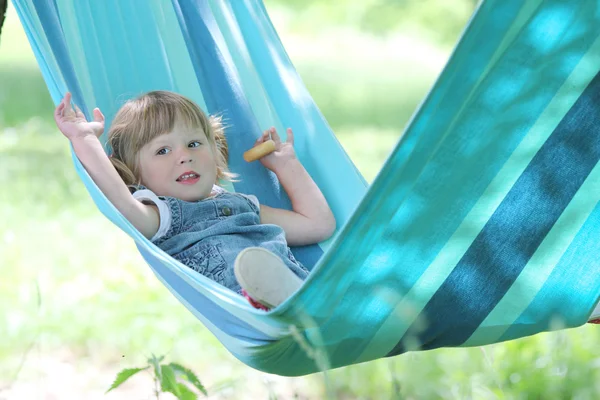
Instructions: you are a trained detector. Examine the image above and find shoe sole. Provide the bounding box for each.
[234,247,303,309]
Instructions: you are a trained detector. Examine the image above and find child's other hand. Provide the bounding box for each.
[54,92,105,140]
[256,127,297,173]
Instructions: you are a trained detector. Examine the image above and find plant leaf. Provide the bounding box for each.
[169,362,207,395]
[175,383,198,400]
[148,354,164,364]
[106,367,148,393]
[148,354,165,381]
[160,364,180,395]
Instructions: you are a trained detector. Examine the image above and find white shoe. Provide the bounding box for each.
[234,247,303,309]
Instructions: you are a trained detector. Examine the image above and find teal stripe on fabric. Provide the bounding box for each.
[466,157,600,345]
[479,1,543,77]
[116,2,172,91]
[500,200,600,342]
[33,0,88,110]
[207,0,281,195]
[12,1,65,103]
[230,1,322,156]
[147,0,207,112]
[209,0,282,132]
[357,0,600,362]
[400,65,600,354]
[463,36,600,346]
[54,1,97,118]
[348,0,559,362]
[68,1,116,112]
[381,0,526,191]
[68,1,176,123]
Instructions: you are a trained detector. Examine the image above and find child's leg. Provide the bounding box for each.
[234,247,303,310]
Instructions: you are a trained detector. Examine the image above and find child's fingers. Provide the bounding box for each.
[93,108,105,123]
[74,105,85,118]
[286,128,294,145]
[60,103,76,118]
[54,93,71,118]
[269,127,281,143]
[256,129,270,144]
[54,102,65,120]
[62,93,72,114]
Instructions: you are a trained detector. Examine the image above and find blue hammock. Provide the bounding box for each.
[13,0,600,376]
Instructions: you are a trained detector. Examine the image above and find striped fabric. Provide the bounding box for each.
[13,0,600,376]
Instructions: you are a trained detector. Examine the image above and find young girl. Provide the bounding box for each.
[54,91,336,309]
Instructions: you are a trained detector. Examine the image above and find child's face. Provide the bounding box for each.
[138,119,218,201]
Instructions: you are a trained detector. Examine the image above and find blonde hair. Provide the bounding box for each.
[107,90,236,186]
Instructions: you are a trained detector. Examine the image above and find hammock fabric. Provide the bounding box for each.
[14,0,600,376]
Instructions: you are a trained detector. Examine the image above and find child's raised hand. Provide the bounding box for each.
[54,92,105,140]
[255,127,297,172]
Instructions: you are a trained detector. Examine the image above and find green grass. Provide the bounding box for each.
[3,3,600,399]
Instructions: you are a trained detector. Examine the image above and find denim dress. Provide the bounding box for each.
[132,185,309,294]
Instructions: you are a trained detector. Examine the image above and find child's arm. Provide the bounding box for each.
[256,127,336,246]
[54,93,160,239]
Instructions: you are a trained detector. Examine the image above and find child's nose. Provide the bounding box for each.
[177,149,193,164]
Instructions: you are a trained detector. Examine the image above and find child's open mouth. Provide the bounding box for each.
[176,171,200,184]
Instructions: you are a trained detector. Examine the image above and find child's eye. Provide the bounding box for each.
[156,148,171,155]
[188,141,201,148]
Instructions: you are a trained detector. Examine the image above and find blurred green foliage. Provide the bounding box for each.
[265,0,478,44]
